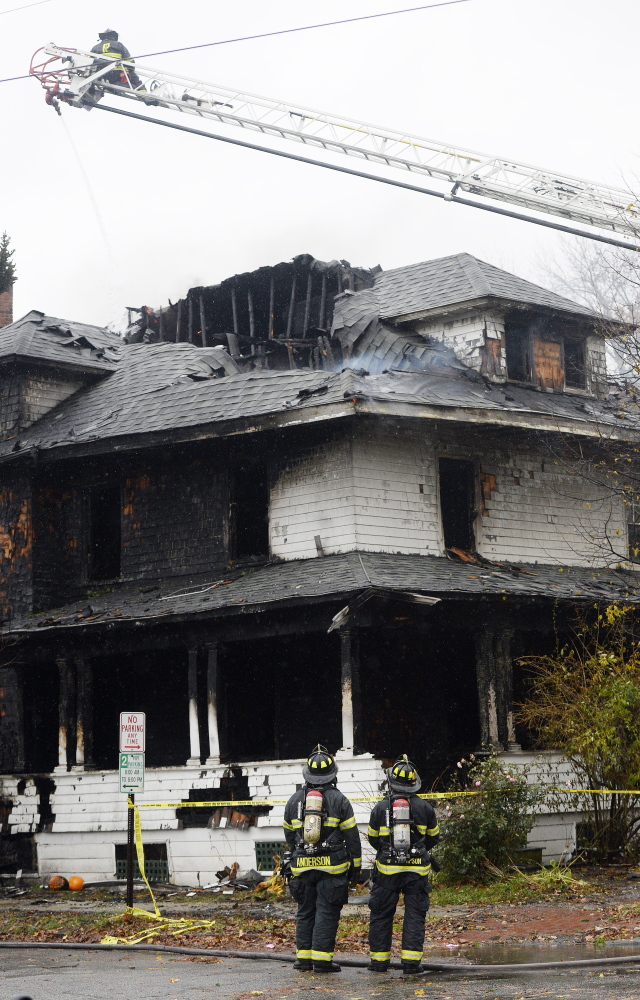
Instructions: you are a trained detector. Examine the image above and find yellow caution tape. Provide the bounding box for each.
[132,787,640,809]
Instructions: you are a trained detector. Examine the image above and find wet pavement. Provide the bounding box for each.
[3,946,640,1000]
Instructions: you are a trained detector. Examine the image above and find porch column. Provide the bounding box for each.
[205,643,221,765]
[54,655,72,773]
[495,629,521,751]
[339,630,362,753]
[474,630,503,751]
[186,648,201,765]
[73,658,93,771]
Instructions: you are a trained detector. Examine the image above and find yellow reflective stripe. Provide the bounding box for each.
[324,817,340,827]
[311,950,334,961]
[370,952,391,961]
[401,950,423,960]
[416,824,427,834]
[290,819,303,828]
[427,825,439,836]
[375,860,431,876]
[296,949,312,959]
[352,857,362,866]
[283,819,294,830]
[378,826,391,836]
[290,860,350,876]
[339,815,356,830]
[367,826,379,837]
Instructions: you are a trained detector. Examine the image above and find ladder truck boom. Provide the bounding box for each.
[31,43,640,243]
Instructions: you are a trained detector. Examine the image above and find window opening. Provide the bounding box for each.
[504,324,530,382]
[439,458,476,551]
[88,486,121,580]
[628,497,640,563]
[564,338,586,389]
[230,460,269,559]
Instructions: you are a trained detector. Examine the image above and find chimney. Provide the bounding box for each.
[0,287,12,329]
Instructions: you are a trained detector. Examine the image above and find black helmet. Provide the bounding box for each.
[387,754,421,793]
[99,29,119,41]
[302,744,338,786]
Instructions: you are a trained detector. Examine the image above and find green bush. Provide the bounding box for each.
[435,755,541,884]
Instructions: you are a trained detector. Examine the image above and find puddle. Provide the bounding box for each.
[424,940,640,966]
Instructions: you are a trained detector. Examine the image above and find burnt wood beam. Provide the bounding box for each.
[186,648,201,765]
[188,297,194,344]
[54,655,73,772]
[494,628,520,751]
[319,273,327,330]
[339,629,362,753]
[73,657,93,770]
[286,275,297,339]
[268,275,275,339]
[176,299,183,343]
[205,643,220,765]
[199,293,207,347]
[302,272,312,337]
[474,630,503,751]
[231,287,239,337]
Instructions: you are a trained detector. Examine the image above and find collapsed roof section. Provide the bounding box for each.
[125,254,376,371]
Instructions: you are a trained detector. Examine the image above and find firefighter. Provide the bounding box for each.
[283,745,361,974]
[91,29,143,90]
[367,755,439,975]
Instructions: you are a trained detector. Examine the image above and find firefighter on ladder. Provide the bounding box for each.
[91,29,144,90]
[367,755,440,975]
[282,746,362,974]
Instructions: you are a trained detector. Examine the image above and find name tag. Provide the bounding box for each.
[294,856,331,868]
[409,857,427,865]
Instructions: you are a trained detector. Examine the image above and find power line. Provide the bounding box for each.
[92,102,640,253]
[1,0,472,83]
[0,0,53,14]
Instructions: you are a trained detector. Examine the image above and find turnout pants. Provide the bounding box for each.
[368,870,430,968]
[289,870,348,965]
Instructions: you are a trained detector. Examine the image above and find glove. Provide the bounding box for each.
[348,865,361,888]
[428,853,441,874]
[280,851,293,880]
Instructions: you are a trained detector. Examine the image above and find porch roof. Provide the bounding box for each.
[7,551,639,635]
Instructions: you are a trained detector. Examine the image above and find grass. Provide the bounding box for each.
[431,863,599,905]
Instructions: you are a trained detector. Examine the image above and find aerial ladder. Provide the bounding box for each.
[30,43,640,250]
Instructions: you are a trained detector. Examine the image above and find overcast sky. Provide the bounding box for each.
[1,0,638,330]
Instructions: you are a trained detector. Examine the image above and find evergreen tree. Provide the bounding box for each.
[0,233,16,295]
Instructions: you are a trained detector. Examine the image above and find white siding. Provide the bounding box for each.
[268,424,628,568]
[270,435,357,559]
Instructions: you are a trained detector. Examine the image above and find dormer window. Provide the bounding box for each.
[504,314,587,391]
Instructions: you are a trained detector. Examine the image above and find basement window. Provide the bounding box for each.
[230,460,269,559]
[439,458,476,552]
[88,486,122,580]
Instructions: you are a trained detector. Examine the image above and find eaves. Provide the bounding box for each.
[389,296,597,328]
[2,394,636,468]
[0,353,118,377]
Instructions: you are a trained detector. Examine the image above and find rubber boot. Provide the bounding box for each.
[367,961,389,972]
[293,959,313,971]
[313,961,341,973]
[402,963,426,975]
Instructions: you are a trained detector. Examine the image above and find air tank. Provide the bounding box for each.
[303,789,324,845]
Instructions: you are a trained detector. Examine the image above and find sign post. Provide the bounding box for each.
[119,714,145,909]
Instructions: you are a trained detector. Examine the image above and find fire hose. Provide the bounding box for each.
[4,940,640,973]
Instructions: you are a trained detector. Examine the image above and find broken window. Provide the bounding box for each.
[628,498,640,563]
[504,323,530,382]
[87,486,122,580]
[564,337,586,389]
[439,458,476,551]
[229,460,269,559]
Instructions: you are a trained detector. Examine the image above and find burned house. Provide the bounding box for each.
[0,251,637,881]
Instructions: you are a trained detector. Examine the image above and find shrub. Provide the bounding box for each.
[435,754,541,884]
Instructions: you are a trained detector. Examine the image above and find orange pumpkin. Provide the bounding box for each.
[68,876,84,891]
[48,875,69,890]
